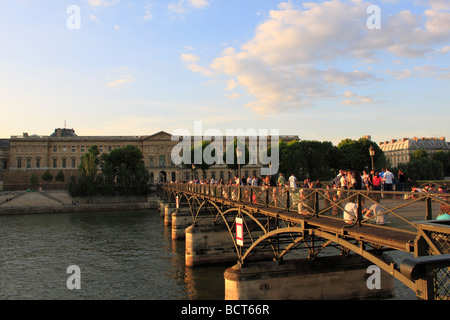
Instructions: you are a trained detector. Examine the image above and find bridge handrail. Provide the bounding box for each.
[163,182,450,234]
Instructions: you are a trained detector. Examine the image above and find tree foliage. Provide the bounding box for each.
[223,137,250,174]
[337,138,386,172]
[398,157,444,180]
[270,139,339,181]
[432,151,450,177]
[99,145,149,196]
[41,170,53,183]
[68,145,150,197]
[181,141,214,175]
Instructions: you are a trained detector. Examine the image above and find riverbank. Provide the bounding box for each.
[0,189,159,215]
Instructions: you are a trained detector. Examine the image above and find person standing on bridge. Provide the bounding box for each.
[277,173,286,187]
[289,173,297,188]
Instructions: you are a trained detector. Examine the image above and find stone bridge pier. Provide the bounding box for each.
[160,198,396,300]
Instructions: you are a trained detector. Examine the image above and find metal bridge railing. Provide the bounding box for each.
[165,182,450,233]
[164,182,450,300]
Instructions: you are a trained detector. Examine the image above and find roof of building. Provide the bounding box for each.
[379,137,449,152]
[0,140,10,148]
[49,128,78,138]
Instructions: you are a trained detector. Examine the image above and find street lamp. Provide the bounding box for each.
[369,145,375,171]
[236,147,242,185]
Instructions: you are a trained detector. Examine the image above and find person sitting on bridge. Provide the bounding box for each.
[363,202,388,225]
[437,202,450,221]
[343,196,358,224]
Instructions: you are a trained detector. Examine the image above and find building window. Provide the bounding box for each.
[71,158,76,168]
[72,146,76,152]
[108,146,112,152]
[62,158,67,168]
[27,159,31,169]
[81,146,85,153]
[62,146,67,152]
[149,158,154,168]
[36,158,41,169]
[99,146,103,152]
[53,146,57,153]
[53,159,57,168]
[17,159,22,169]
[159,155,166,168]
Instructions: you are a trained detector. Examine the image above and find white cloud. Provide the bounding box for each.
[182,0,450,114]
[386,69,413,79]
[437,46,450,53]
[85,0,119,7]
[143,2,154,21]
[180,53,200,62]
[108,75,135,88]
[168,0,209,15]
[341,91,374,105]
[89,14,100,23]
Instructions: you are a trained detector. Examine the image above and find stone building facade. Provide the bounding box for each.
[379,136,449,167]
[1,128,298,189]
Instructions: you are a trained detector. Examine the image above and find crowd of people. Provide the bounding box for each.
[182,168,448,193]
[173,167,449,222]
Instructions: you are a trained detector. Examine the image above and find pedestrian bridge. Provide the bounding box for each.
[162,182,450,300]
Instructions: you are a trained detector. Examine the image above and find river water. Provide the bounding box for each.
[0,209,416,300]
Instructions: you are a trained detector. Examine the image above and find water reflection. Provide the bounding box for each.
[0,209,415,300]
[0,210,227,300]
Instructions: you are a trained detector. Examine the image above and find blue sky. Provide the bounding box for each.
[0,0,449,145]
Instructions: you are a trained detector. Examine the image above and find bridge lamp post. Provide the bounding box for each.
[369,146,375,171]
[236,147,242,185]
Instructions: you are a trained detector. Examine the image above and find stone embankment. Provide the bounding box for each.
[0,190,159,215]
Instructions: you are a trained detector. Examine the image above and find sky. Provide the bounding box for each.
[0,0,449,146]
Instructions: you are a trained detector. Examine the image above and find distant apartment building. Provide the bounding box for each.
[1,128,298,189]
[379,136,449,167]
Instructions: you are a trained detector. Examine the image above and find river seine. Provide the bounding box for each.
[0,209,415,300]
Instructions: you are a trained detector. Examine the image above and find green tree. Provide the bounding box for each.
[99,145,150,196]
[181,141,214,177]
[337,138,385,172]
[79,146,99,178]
[55,170,65,184]
[41,170,53,183]
[412,149,428,159]
[29,173,39,187]
[398,157,444,180]
[69,146,100,197]
[222,138,250,175]
[270,139,339,181]
[432,151,450,176]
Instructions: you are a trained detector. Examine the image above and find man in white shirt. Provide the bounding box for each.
[383,168,394,191]
[289,173,297,188]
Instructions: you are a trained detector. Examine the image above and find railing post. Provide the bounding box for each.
[314,191,319,218]
[286,188,290,212]
[426,197,433,220]
[357,192,362,227]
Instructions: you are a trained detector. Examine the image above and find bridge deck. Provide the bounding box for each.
[207,196,417,253]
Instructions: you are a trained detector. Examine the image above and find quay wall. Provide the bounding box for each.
[0,190,159,215]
